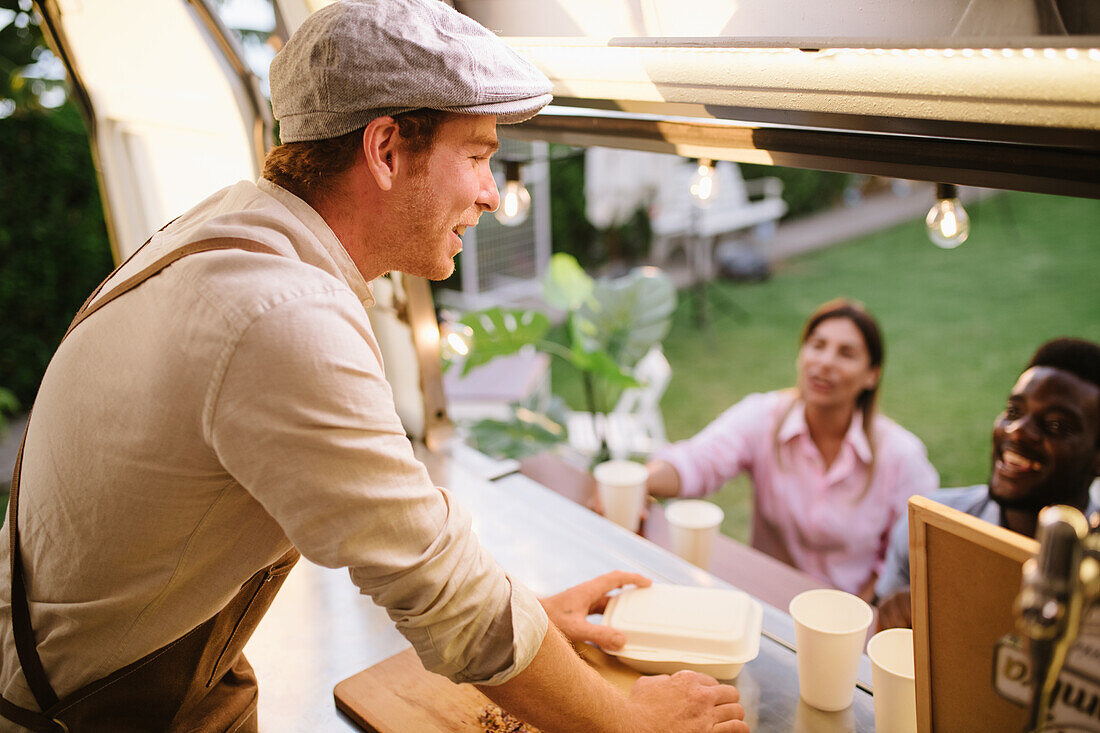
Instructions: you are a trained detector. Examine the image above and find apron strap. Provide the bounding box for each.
[5,233,280,716]
[61,237,281,340]
[7,435,57,712]
[0,695,66,732]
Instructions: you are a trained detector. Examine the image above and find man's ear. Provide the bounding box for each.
[362,116,401,192]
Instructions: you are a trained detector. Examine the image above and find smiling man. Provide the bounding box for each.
[0,1,748,732]
[875,337,1100,629]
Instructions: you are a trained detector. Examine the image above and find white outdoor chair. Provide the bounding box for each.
[649,160,786,280]
[567,347,672,459]
[444,348,551,423]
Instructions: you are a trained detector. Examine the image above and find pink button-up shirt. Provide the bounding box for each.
[655,390,938,594]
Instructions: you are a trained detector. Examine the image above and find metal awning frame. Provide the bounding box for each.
[502,35,1100,198]
[507,106,1100,198]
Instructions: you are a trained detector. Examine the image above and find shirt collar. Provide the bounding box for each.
[777,398,873,464]
[257,178,375,308]
[776,398,808,445]
[986,493,1100,530]
[845,409,873,464]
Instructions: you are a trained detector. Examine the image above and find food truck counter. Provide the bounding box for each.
[243,445,875,731]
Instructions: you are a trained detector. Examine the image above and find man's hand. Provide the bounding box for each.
[627,670,748,733]
[876,590,913,631]
[540,571,651,650]
[477,619,750,733]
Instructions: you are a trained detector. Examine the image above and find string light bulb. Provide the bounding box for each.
[438,320,473,361]
[926,183,970,249]
[689,159,719,208]
[495,160,531,226]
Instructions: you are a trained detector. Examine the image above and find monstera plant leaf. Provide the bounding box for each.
[542,252,594,312]
[568,344,640,390]
[452,256,675,456]
[573,267,676,368]
[464,393,570,461]
[458,307,550,376]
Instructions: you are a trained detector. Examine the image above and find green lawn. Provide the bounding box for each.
[552,191,1100,542]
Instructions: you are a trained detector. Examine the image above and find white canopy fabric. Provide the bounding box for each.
[46,0,265,260]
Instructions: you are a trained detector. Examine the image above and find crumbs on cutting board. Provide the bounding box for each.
[477,703,541,732]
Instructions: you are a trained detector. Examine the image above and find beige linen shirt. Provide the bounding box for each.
[0,179,547,718]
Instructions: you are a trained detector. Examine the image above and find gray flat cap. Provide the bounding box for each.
[270,0,553,143]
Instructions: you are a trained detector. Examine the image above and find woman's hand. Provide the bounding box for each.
[539,571,652,650]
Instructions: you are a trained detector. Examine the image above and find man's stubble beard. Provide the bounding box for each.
[388,168,457,282]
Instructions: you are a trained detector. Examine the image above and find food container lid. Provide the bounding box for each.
[602,584,762,665]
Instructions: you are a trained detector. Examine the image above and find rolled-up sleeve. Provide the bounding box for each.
[207,287,547,684]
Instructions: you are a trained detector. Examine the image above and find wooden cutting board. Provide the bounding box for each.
[334,644,641,732]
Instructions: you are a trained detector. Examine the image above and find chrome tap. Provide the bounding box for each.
[1015,505,1090,732]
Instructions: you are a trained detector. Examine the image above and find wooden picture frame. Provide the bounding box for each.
[909,495,1038,732]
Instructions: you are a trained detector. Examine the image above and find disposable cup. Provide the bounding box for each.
[788,589,873,711]
[793,699,855,733]
[867,628,917,733]
[664,500,724,569]
[593,460,648,532]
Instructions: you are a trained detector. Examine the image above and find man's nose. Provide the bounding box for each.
[1006,414,1041,441]
[478,167,500,213]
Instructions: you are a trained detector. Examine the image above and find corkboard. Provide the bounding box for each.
[908,495,1038,733]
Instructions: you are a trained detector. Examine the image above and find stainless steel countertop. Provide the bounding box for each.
[245,447,874,731]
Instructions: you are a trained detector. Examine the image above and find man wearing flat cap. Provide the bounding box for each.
[0,1,748,731]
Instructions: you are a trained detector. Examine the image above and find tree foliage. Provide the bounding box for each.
[548,146,596,267]
[0,3,112,406]
[1,0,66,115]
[740,163,852,220]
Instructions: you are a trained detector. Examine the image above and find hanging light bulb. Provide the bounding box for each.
[689,159,720,208]
[495,160,531,226]
[926,183,970,249]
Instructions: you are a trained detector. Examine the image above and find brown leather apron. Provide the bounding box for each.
[1,236,302,732]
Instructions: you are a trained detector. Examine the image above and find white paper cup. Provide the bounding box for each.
[664,500,724,568]
[867,628,917,733]
[593,460,648,532]
[793,698,855,732]
[788,589,873,712]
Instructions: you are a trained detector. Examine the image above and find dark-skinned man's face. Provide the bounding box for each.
[989,366,1100,512]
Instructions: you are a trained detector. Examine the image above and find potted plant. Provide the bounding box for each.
[452,253,675,462]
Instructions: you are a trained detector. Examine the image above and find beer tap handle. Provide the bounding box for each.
[1016,505,1088,732]
[1081,534,1100,607]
